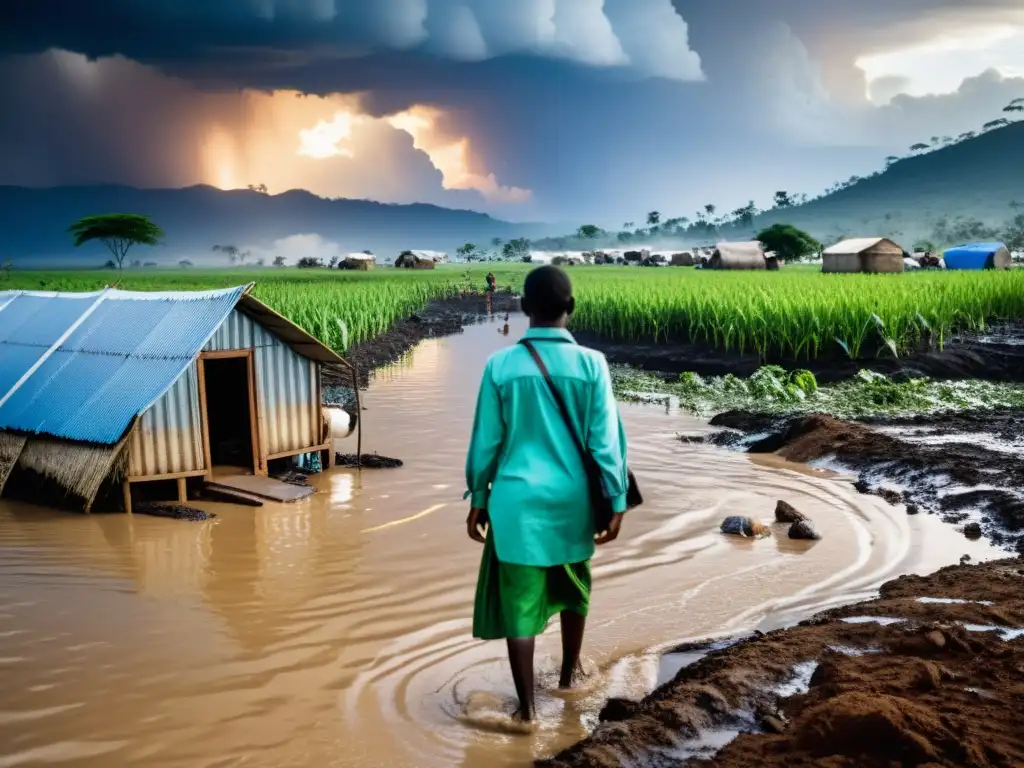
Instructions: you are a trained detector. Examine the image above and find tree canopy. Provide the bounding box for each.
[68,214,164,269]
[756,223,821,262]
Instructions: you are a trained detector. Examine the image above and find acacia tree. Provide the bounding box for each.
[68,214,164,270]
[646,211,660,226]
[910,143,930,152]
[576,224,601,239]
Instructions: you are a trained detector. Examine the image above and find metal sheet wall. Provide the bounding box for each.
[204,310,319,456]
[128,363,204,477]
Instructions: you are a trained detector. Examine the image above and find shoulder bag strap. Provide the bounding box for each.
[519,340,589,465]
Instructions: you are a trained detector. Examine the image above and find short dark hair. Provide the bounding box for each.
[521,265,574,322]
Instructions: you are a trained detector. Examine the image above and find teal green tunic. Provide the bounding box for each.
[464,327,629,568]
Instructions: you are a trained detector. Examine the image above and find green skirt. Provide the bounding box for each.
[472,534,591,640]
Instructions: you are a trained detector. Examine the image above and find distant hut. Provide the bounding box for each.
[670,252,695,267]
[764,251,783,270]
[942,242,1012,270]
[822,238,905,273]
[0,286,352,513]
[707,241,767,270]
[623,249,647,264]
[342,253,375,271]
[395,251,436,269]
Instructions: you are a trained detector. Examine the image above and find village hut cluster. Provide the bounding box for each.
[395,250,448,269]
[0,285,359,514]
[821,238,1013,273]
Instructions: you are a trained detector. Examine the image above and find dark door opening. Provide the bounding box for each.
[203,357,254,471]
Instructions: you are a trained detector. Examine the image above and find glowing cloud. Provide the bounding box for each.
[297,111,358,158]
[386,106,532,203]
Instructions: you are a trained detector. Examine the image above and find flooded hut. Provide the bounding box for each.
[707,241,767,270]
[342,253,375,270]
[670,252,695,266]
[942,242,1012,270]
[822,238,904,273]
[0,285,351,513]
[395,250,437,269]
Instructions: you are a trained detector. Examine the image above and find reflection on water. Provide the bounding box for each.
[0,314,1002,767]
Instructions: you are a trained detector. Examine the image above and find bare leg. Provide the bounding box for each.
[506,637,536,720]
[559,610,586,689]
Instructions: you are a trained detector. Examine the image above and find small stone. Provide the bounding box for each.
[963,523,982,540]
[789,520,821,540]
[925,630,946,649]
[775,500,808,524]
[599,698,638,723]
[960,554,971,565]
[906,504,921,516]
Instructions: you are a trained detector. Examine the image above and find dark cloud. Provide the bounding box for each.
[1,0,1023,223]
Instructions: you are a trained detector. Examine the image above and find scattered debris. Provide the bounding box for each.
[133,502,215,521]
[720,516,771,538]
[335,453,404,469]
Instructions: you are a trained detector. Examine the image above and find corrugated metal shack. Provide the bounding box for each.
[0,285,352,512]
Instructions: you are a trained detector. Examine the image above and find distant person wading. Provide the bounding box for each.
[464,265,631,724]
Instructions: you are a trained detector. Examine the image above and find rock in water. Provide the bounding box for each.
[775,500,808,523]
[720,516,771,537]
[789,520,821,540]
[963,522,982,540]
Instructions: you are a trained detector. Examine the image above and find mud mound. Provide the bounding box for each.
[702,410,1024,552]
[538,557,1024,768]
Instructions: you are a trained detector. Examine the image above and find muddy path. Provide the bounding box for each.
[539,556,1024,768]
[694,409,1024,554]
[575,321,1024,384]
[325,292,520,386]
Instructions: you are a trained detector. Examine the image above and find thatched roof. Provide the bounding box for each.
[823,237,903,255]
[709,241,766,270]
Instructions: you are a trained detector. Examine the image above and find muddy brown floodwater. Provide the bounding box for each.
[0,315,1003,768]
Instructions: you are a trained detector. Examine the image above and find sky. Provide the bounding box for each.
[1,0,1023,226]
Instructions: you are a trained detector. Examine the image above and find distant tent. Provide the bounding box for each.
[670,252,694,266]
[822,238,904,273]
[342,253,375,271]
[707,241,766,270]
[395,251,437,269]
[943,242,1011,270]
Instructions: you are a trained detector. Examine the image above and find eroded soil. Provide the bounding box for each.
[539,557,1024,768]
[701,410,1024,553]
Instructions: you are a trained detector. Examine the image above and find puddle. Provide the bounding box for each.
[839,616,909,626]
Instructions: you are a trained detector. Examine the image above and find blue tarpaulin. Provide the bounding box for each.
[943,242,1010,270]
[0,286,246,444]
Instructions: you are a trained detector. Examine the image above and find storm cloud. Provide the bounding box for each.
[1,0,1023,222]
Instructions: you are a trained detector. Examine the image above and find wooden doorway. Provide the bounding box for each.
[198,351,264,476]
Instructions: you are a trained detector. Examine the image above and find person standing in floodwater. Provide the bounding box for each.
[464,265,630,724]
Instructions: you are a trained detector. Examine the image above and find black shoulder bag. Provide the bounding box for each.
[520,340,642,533]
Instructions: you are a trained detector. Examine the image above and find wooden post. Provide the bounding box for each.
[122,481,133,514]
[177,477,187,502]
[352,363,363,468]
[196,358,213,479]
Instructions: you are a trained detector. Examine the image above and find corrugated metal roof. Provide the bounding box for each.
[0,287,245,444]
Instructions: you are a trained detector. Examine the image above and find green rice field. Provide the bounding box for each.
[5,265,1024,359]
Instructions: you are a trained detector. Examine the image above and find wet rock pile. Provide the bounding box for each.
[719,501,821,541]
[133,502,216,521]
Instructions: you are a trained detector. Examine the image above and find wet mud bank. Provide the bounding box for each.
[699,410,1024,553]
[324,291,519,387]
[574,321,1024,384]
[539,557,1024,768]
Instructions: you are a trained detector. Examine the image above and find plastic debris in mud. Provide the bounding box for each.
[720,516,771,537]
[335,453,404,469]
